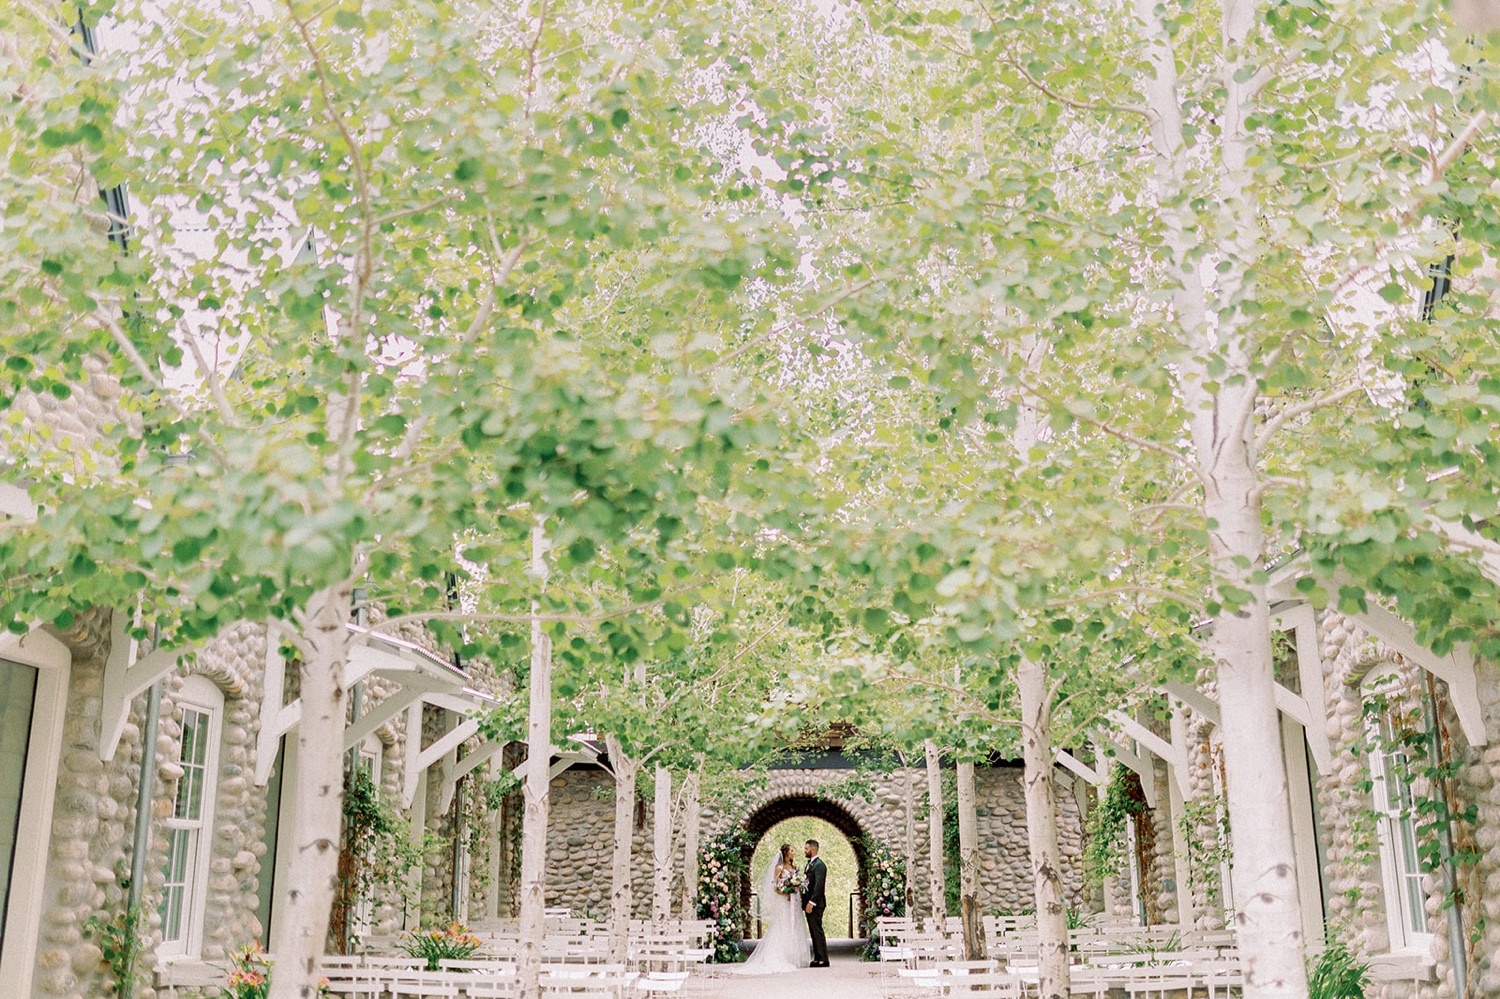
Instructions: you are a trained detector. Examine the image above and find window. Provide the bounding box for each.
[0,661,37,954]
[1364,690,1432,951]
[160,677,222,958]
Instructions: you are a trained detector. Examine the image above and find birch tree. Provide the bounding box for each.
[0,3,850,996]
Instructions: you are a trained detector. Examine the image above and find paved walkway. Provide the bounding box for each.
[701,941,883,999]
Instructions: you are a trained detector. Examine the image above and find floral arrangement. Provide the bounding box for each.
[859,838,906,961]
[399,922,484,971]
[695,831,751,963]
[218,943,331,998]
[774,867,809,897]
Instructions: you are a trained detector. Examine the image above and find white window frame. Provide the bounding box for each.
[159,676,222,961]
[0,629,70,999]
[358,739,382,787]
[1362,676,1434,953]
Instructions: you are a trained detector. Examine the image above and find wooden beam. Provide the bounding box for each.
[439,741,502,812]
[1351,601,1488,747]
[0,626,69,670]
[402,700,425,808]
[254,624,289,785]
[1285,606,1334,774]
[1160,681,1220,726]
[404,718,481,808]
[1111,712,1190,800]
[425,691,482,715]
[344,684,426,751]
[1055,749,1104,785]
[1106,737,1157,809]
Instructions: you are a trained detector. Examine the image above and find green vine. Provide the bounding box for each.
[334,766,427,949]
[461,772,517,904]
[1082,765,1146,892]
[1178,759,1231,912]
[83,870,144,997]
[1358,678,1485,966]
[942,770,960,915]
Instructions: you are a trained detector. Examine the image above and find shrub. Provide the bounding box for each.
[1308,938,1370,999]
[399,923,484,971]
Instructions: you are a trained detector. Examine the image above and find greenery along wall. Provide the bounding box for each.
[749,817,857,939]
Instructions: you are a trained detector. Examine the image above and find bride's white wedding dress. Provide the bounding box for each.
[737,861,811,973]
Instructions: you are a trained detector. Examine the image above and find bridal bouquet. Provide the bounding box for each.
[774,868,809,896]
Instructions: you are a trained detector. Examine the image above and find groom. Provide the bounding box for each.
[803,839,829,967]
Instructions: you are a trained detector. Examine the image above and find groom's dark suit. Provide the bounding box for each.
[804,855,829,966]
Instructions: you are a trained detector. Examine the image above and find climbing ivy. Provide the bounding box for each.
[1358,674,1486,974]
[941,769,961,915]
[1082,765,1147,892]
[82,871,144,997]
[333,766,427,949]
[1178,746,1232,914]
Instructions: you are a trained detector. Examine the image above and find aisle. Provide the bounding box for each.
[704,941,880,999]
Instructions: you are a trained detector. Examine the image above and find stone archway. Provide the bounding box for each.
[738,793,871,940]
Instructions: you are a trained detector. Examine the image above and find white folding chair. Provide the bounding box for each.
[385,969,466,998]
[938,971,1023,997]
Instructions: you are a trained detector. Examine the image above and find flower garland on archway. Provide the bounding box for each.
[859,837,906,960]
[695,831,751,962]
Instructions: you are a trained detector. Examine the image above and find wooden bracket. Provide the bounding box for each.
[99,611,192,762]
[403,717,482,808]
[1109,711,1190,800]
[1350,601,1487,747]
[438,742,503,812]
[1055,749,1106,785]
[1104,736,1157,809]
[1160,681,1220,726]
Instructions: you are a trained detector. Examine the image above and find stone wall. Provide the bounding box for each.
[157,622,273,968]
[30,611,135,999]
[1314,610,1500,999]
[20,609,505,997]
[542,762,1088,923]
[27,616,273,999]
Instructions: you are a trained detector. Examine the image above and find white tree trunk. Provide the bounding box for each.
[518,525,552,999]
[652,764,673,922]
[604,735,638,963]
[955,760,984,959]
[267,583,354,999]
[1131,0,1311,991]
[923,740,946,921]
[903,763,918,915]
[1018,656,1069,999]
[680,771,701,919]
[1201,445,1307,989]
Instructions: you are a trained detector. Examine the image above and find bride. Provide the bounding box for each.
[737,843,811,973]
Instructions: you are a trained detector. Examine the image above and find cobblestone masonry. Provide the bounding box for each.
[542,764,1086,923]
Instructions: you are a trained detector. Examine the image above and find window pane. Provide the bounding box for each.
[173,710,207,821]
[160,884,182,943]
[1397,817,1426,930]
[1368,703,1430,947]
[0,660,38,954]
[187,710,208,768]
[161,826,194,943]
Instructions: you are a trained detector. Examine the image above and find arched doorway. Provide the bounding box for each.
[740,795,869,941]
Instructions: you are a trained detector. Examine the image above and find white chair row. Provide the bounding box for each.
[882,955,1245,999]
